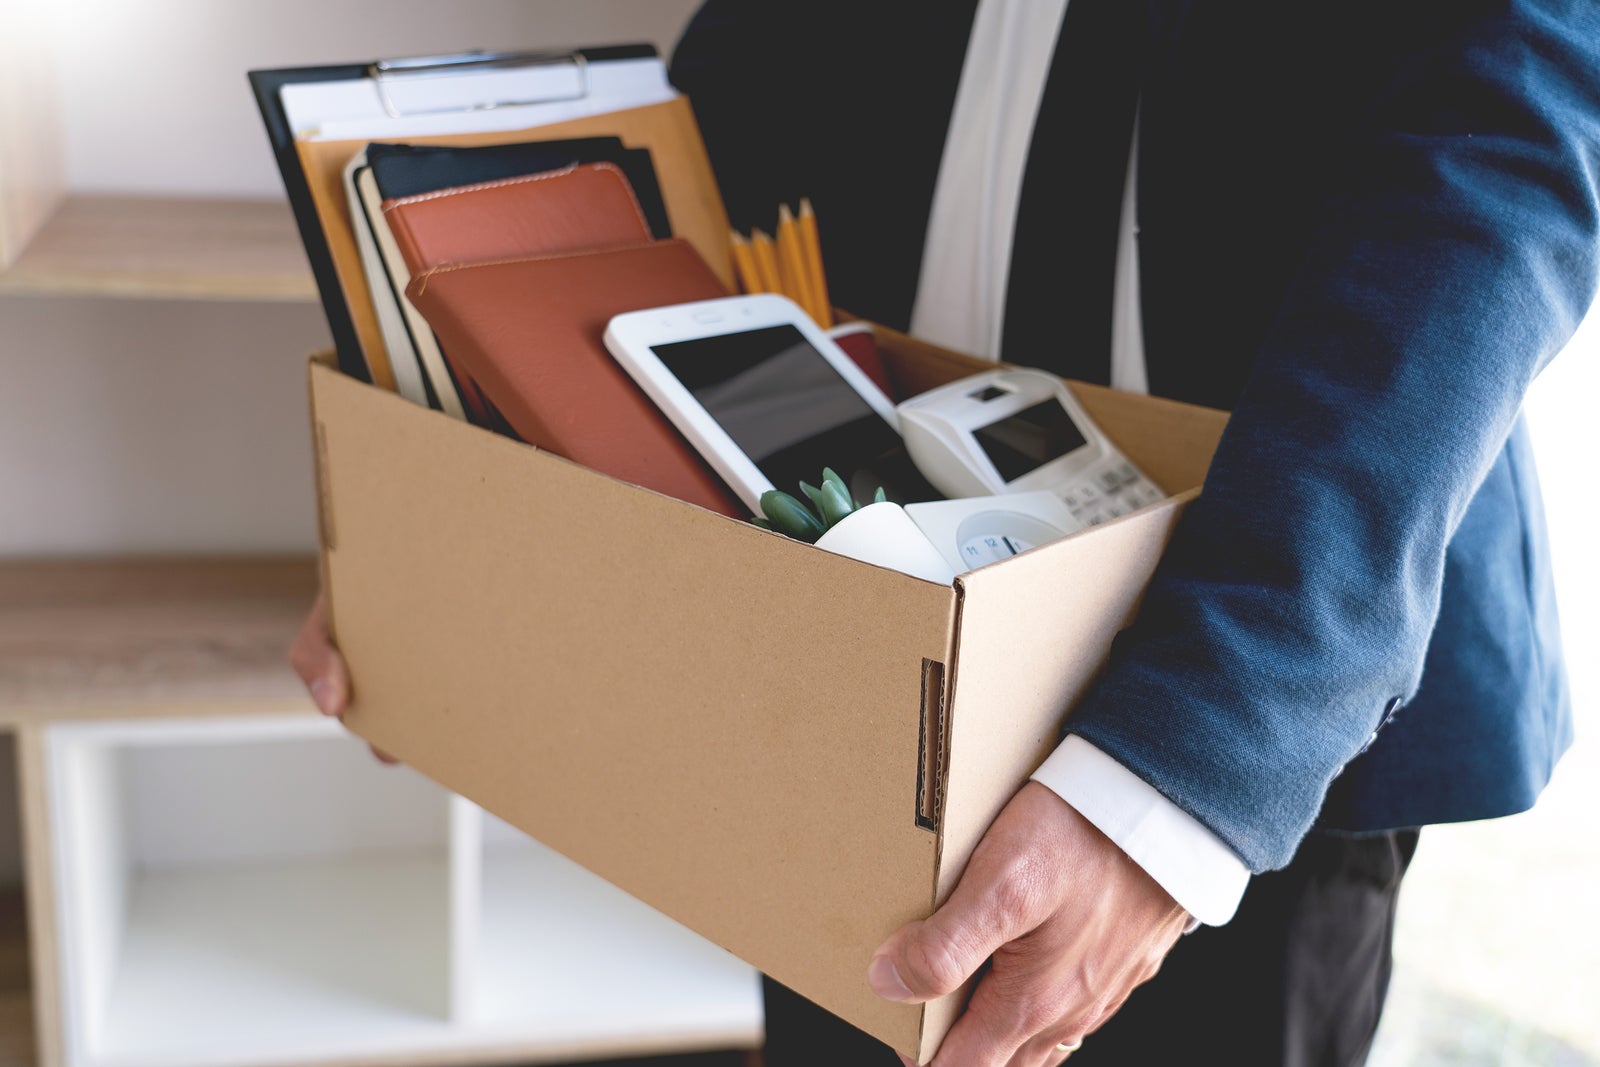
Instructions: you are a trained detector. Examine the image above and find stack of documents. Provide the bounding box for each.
[250,47,708,391]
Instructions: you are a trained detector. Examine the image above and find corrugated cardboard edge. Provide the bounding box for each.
[916,400,1227,1064]
[307,350,338,640]
[914,495,1194,1060]
[308,358,960,1054]
[1065,385,1224,498]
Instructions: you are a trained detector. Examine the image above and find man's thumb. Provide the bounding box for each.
[868,821,1054,1004]
[867,907,1007,1004]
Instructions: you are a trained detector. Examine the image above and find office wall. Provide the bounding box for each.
[50,0,704,198]
[0,295,329,555]
[0,0,701,557]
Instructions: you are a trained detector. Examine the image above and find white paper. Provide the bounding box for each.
[342,149,426,407]
[282,56,677,142]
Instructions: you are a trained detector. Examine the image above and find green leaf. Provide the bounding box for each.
[822,467,854,507]
[799,480,826,511]
[750,517,773,530]
[817,480,856,529]
[759,490,825,542]
[873,486,888,504]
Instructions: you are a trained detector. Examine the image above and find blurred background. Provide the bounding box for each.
[0,2,1593,1066]
[1369,312,1600,1067]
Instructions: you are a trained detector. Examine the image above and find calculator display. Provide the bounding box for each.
[972,399,1089,483]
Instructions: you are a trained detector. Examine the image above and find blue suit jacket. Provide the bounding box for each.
[672,0,1600,872]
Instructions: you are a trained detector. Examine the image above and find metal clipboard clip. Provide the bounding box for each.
[367,50,590,119]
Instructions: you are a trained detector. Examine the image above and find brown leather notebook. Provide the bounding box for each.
[406,239,744,517]
[383,162,655,277]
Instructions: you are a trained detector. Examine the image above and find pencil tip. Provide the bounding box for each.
[778,202,795,223]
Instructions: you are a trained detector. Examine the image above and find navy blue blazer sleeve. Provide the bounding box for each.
[1067,0,1600,872]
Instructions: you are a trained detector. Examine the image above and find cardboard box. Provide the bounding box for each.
[310,325,1228,1061]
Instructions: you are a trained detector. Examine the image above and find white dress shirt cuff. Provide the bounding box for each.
[1031,735,1249,927]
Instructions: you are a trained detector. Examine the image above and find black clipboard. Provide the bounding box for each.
[248,44,661,383]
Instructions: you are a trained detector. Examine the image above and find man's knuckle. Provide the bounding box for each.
[1076,978,1135,1037]
[985,853,1047,923]
[1044,969,1103,1030]
[1017,991,1064,1035]
[976,964,1071,1040]
[964,980,1033,1049]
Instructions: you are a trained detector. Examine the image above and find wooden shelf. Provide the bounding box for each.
[0,557,319,721]
[0,196,317,303]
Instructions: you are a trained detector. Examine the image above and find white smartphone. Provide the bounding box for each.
[604,294,939,513]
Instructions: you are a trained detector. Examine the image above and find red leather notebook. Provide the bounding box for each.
[406,239,744,517]
[383,162,655,276]
[380,161,656,434]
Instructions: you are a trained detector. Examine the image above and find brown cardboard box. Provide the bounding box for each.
[309,325,1228,1061]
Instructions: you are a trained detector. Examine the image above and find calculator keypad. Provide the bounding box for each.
[1064,462,1164,525]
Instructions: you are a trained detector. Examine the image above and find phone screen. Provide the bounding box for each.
[651,324,939,503]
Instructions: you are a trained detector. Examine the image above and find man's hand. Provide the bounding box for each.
[289,592,396,764]
[868,783,1188,1066]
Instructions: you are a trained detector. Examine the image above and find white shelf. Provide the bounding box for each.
[47,717,458,1067]
[44,717,762,1067]
[475,835,762,1047]
[97,853,453,1067]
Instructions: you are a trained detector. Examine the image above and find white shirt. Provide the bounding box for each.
[909,0,1247,925]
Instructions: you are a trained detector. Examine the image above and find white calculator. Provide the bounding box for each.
[896,368,1165,526]
[904,492,1082,574]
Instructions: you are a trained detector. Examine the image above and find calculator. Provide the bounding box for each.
[896,368,1165,526]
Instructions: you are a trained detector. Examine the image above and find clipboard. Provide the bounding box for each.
[250,45,732,386]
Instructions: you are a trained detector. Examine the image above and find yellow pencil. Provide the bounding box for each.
[776,203,820,320]
[729,230,764,293]
[798,198,832,327]
[750,228,784,294]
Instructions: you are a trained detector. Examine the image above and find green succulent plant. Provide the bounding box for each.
[754,467,888,544]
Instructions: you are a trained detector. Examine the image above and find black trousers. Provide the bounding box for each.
[762,829,1420,1067]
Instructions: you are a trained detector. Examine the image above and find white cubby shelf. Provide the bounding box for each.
[45,713,762,1067]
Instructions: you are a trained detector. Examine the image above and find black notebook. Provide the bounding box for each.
[366,138,672,240]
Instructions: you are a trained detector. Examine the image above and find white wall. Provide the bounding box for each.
[0,295,329,555]
[0,0,702,558]
[48,0,704,198]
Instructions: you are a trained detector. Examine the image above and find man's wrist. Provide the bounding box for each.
[1030,735,1249,926]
